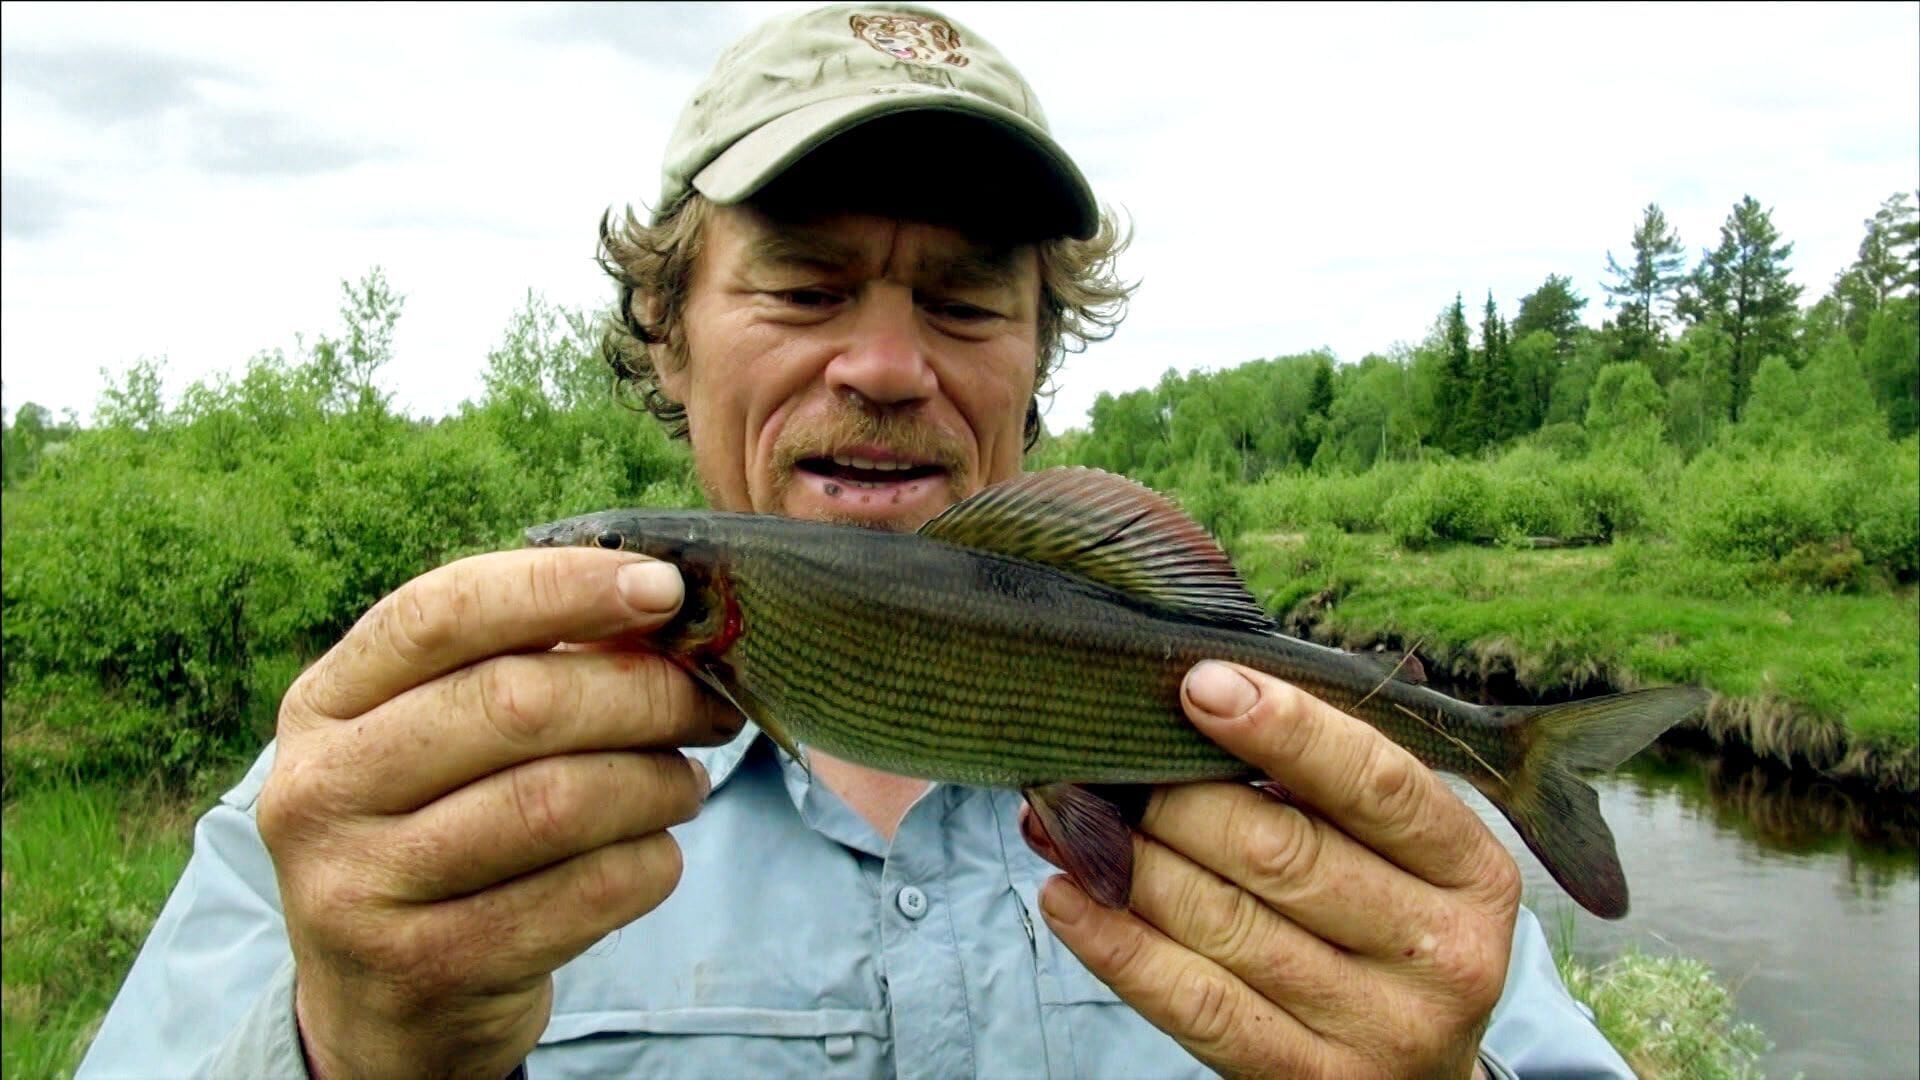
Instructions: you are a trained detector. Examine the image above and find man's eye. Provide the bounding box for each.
[930,301,996,321]
[779,289,842,308]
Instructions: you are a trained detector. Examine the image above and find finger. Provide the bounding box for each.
[1183,661,1507,894]
[1141,782,1453,960]
[344,649,738,812]
[292,548,684,725]
[1038,875,1328,1077]
[1123,830,1387,1036]
[447,830,687,984]
[389,751,708,901]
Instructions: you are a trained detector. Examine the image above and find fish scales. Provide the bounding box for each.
[724,533,1362,785]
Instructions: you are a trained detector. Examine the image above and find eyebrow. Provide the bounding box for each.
[747,231,865,275]
[926,247,1023,292]
[746,226,1025,291]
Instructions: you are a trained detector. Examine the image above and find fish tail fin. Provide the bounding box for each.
[1487,687,1710,919]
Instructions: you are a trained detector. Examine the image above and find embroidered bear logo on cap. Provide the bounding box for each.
[849,12,970,67]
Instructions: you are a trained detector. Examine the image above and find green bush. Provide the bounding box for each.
[2,448,321,788]
[1170,459,1249,545]
[1681,448,1837,563]
[1382,461,1500,547]
[1558,457,1652,540]
[1679,441,1917,581]
[1487,446,1582,540]
[1,292,697,793]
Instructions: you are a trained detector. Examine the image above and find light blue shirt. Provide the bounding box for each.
[80,727,1630,1078]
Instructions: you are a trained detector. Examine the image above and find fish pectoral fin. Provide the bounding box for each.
[697,668,809,777]
[1023,783,1137,909]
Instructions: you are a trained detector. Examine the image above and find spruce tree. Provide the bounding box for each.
[1438,294,1475,455]
[1294,358,1335,467]
[1472,292,1520,443]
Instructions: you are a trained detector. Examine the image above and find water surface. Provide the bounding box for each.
[1461,746,1919,1078]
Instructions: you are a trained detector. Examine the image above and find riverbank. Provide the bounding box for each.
[1239,531,1920,795]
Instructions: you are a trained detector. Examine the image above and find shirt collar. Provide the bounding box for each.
[684,722,767,793]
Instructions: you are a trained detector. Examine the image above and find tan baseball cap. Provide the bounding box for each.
[657,3,1098,240]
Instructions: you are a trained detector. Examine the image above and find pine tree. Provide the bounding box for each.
[1832,191,1919,343]
[1513,274,1588,357]
[1603,204,1688,361]
[1680,196,1804,421]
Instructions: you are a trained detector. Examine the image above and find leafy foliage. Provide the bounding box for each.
[2,275,693,791]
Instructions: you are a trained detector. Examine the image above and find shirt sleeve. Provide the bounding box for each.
[1479,907,1634,1079]
[75,743,311,1080]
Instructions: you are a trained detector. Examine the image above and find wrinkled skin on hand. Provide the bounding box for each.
[256,548,741,1079]
[1031,661,1520,1080]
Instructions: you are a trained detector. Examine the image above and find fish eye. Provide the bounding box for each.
[595,531,624,550]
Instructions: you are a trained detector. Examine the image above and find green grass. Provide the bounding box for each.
[1,779,206,1078]
[1239,531,1920,786]
[1548,925,1772,1080]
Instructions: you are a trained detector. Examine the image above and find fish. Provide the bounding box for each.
[525,466,1708,918]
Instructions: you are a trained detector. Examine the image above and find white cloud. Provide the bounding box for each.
[3,1,1914,431]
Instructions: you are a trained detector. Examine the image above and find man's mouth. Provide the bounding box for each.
[795,452,947,489]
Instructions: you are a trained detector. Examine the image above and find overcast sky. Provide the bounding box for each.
[3,2,1915,431]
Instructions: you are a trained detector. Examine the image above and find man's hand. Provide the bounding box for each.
[257,548,741,1079]
[1038,661,1521,1079]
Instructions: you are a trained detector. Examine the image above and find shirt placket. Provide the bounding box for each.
[878,785,977,1080]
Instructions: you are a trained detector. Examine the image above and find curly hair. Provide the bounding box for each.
[596,195,1133,449]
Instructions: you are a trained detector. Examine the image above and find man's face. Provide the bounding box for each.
[661,203,1041,531]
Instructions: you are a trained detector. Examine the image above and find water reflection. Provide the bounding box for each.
[1456,744,1919,1079]
[1627,741,1919,896]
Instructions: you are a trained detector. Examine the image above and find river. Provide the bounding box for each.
[1459,743,1920,1078]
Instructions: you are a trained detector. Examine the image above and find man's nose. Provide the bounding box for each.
[824,284,938,406]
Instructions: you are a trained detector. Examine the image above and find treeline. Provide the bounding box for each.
[1064,192,1918,481]
[1,276,697,793]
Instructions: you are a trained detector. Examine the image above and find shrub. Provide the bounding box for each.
[1382,461,1499,548]
[1680,448,1837,563]
[1558,457,1652,540]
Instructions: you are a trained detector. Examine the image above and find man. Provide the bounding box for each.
[81,5,1630,1078]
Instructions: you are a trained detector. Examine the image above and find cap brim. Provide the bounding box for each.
[692,89,1098,241]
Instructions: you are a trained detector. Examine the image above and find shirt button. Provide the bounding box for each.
[896,884,929,920]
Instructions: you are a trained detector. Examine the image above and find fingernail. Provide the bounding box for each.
[617,561,682,614]
[1186,661,1258,720]
[1039,876,1089,923]
[690,758,711,800]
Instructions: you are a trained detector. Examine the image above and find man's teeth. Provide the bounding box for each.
[830,454,913,472]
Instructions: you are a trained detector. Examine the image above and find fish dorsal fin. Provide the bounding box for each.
[918,467,1276,632]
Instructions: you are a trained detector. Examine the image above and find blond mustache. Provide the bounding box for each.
[771,402,973,498]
